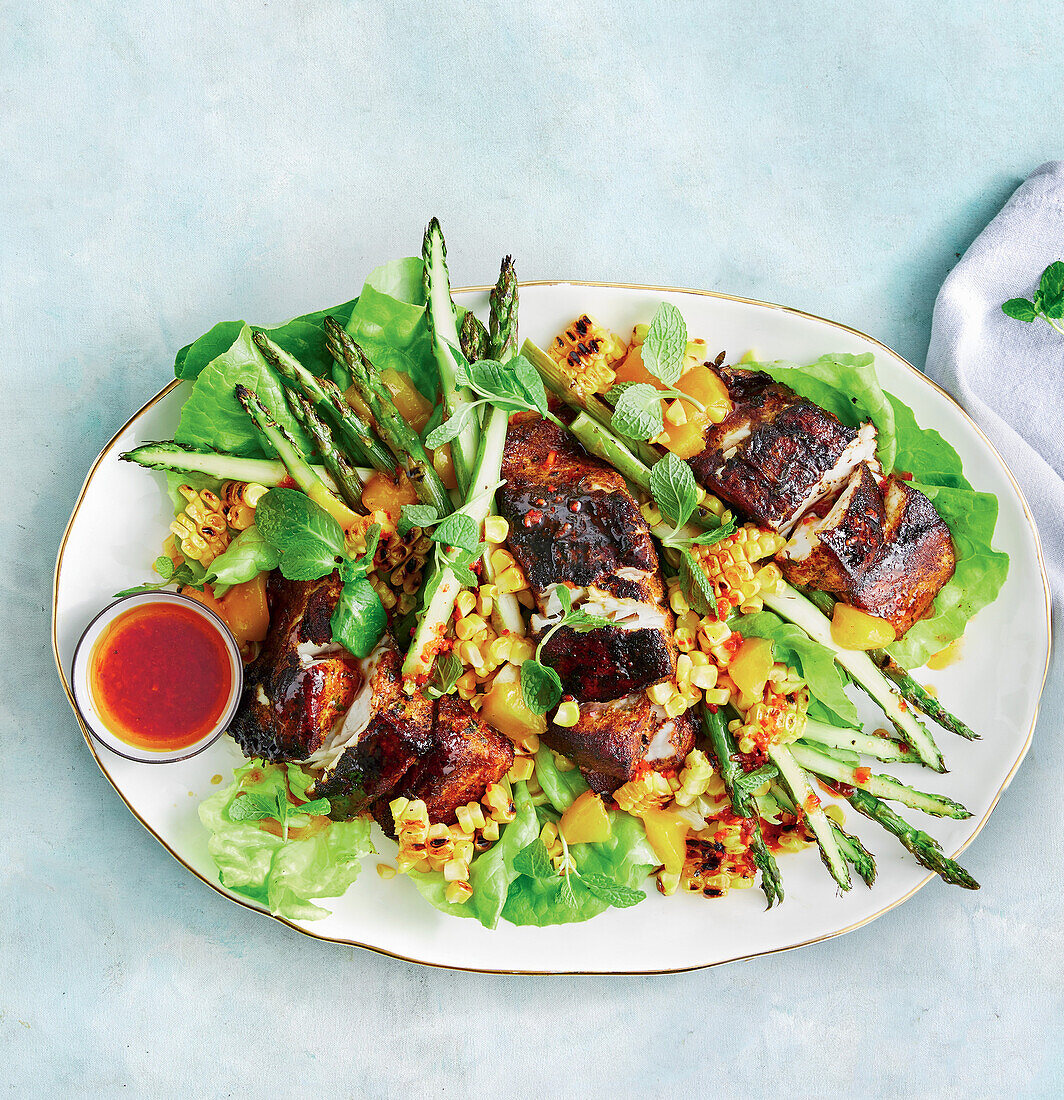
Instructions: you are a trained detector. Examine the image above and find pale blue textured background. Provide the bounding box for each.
[4,2,1063,1096]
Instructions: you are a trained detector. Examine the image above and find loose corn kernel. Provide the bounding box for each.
[508,755,535,783]
[481,819,501,842]
[443,859,470,883]
[554,700,580,727]
[484,516,509,544]
[691,664,718,690]
[456,670,478,699]
[490,548,514,574]
[647,681,673,706]
[509,638,536,663]
[489,636,513,664]
[664,694,687,718]
[476,591,494,617]
[456,802,486,833]
[665,399,688,427]
[496,566,528,594]
[704,687,731,705]
[455,590,476,617]
[376,863,397,880]
[444,880,474,904]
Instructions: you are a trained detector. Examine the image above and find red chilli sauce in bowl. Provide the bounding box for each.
[71,591,243,763]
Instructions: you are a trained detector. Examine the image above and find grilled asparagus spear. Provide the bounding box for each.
[234,385,359,529]
[288,393,364,510]
[424,218,480,493]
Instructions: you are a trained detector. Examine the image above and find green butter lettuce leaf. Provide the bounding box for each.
[174,320,247,381]
[733,610,860,728]
[175,324,315,458]
[199,760,373,921]
[501,810,657,927]
[346,258,439,402]
[759,353,897,470]
[173,301,358,382]
[499,748,657,926]
[887,394,968,486]
[407,781,540,929]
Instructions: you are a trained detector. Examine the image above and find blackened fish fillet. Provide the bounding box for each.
[689,366,878,533]
[499,416,676,700]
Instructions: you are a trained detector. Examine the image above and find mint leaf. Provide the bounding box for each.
[1038,261,1064,319]
[513,838,555,879]
[641,302,687,385]
[732,764,779,806]
[510,354,551,415]
[687,520,737,547]
[679,548,716,616]
[426,652,463,698]
[154,556,176,581]
[578,872,647,908]
[558,873,578,911]
[256,488,345,581]
[330,576,387,658]
[113,559,203,598]
[1001,297,1039,322]
[650,452,697,527]
[398,503,439,535]
[425,403,478,449]
[610,382,664,442]
[227,792,277,822]
[563,609,613,633]
[441,544,484,587]
[432,512,480,553]
[520,659,563,715]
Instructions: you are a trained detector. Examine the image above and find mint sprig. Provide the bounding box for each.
[114,555,204,597]
[607,302,707,443]
[511,837,646,912]
[1002,261,1064,336]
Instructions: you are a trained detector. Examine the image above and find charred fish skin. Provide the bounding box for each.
[539,625,674,702]
[372,694,515,837]
[228,572,359,763]
[546,695,697,794]
[781,464,957,636]
[689,366,876,533]
[499,416,677,700]
[848,476,956,636]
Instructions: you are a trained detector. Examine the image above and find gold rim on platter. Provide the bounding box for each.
[51,281,1053,975]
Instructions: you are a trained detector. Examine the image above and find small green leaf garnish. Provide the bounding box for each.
[114,556,204,597]
[520,659,564,714]
[1001,260,1064,335]
[578,872,646,908]
[649,452,698,528]
[640,301,687,385]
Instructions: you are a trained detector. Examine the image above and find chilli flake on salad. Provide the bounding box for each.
[118,220,1007,926]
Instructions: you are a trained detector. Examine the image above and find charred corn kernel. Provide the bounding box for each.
[481,819,501,843]
[657,869,681,896]
[444,879,473,904]
[376,863,397,880]
[496,566,527,594]
[171,485,230,566]
[632,323,649,344]
[517,732,540,755]
[455,614,486,641]
[614,772,673,815]
[699,620,732,647]
[673,750,715,807]
[456,670,478,699]
[549,314,627,397]
[443,859,470,883]
[648,681,673,706]
[508,755,535,783]
[554,700,580,727]
[490,549,514,573]
[455,590,476,617]
[476,591,494,617]
[456,802,486,833]
[690,664,718,690]
[484,516,509,544]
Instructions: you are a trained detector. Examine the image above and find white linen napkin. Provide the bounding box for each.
[926,160,1064,595]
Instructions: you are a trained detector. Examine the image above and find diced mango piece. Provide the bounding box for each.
[480,670,547,743]
[830,604,897,651]
[658,409,710,459]
[729,637,774,698]
[380,368,432,433]
[217,573,270,646]
[361,471,420,525]
[559,790,612,845]
[612,344,655,386]
[676,364,732,420]
[431,443,459,491]
[641,807,689,876]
